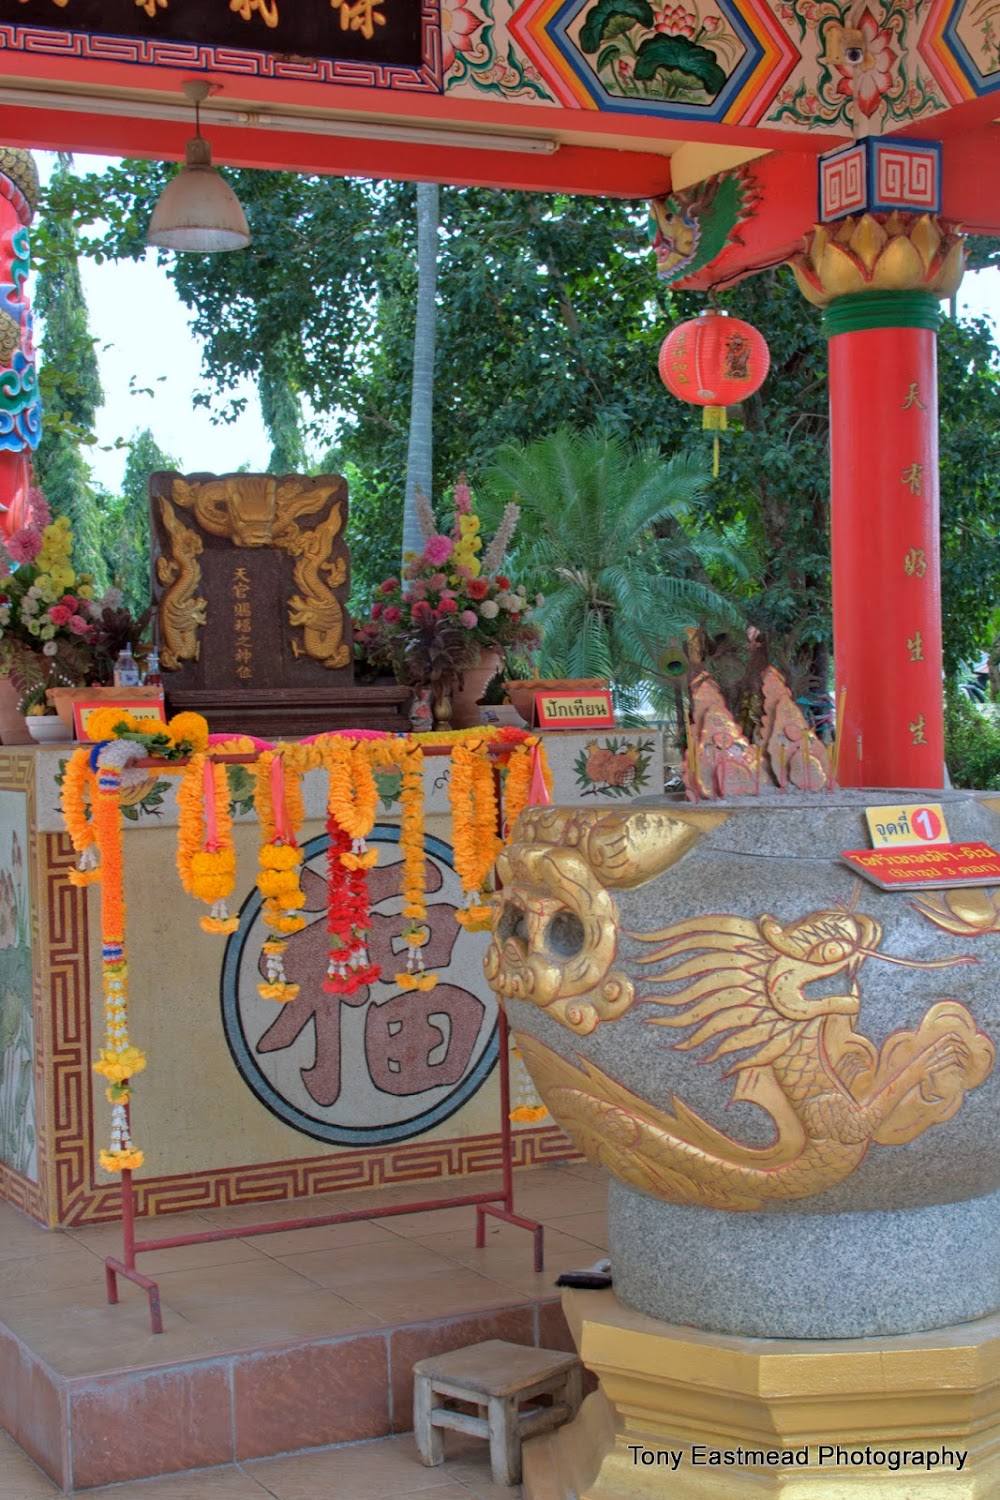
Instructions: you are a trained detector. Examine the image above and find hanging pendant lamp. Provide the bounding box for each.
[146,81,251,253]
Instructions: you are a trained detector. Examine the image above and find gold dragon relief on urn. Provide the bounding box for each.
[487,809,996,1211]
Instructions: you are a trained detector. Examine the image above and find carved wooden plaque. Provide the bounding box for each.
[150,471,353,697]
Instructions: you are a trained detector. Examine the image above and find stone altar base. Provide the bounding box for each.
[523,1289,1000,1499]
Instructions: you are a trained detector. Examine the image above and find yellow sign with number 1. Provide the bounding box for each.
[865,803,950,848]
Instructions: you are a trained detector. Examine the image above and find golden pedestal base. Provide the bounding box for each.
[523,1291,1000,1499]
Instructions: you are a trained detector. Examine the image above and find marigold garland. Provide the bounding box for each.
[61,747,101,885]
[89,754,145,1173]
[449,739,503,932]
[60,719,558,1176]
[177,753,239,933]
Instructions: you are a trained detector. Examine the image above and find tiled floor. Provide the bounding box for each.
[0,1428,534,1500]
[0,1161,607,1497]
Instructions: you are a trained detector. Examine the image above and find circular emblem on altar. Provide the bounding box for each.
[221,824,498,1145]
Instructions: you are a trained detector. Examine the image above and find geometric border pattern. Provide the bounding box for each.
[0,2,444,93]
[919,0,1000,104]
[64,1123,580,1227]
[819,137,942,222]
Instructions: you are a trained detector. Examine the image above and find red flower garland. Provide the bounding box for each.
[323,809,381,994]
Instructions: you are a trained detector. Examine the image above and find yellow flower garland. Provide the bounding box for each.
[252,751,307,1001]
[177,753,239,934]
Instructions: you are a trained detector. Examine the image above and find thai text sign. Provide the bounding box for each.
[842,842,1000,891]
[535,691,615,730]
[0,0,421,66]
[865,802,950,847]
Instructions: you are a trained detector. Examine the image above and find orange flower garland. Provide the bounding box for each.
[448,739,502,932]
[502,736,551,830]
[90,752,145,1173]
[177,753,239,934]
[60,747,100,885]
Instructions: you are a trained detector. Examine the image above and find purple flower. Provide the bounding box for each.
[423,534,454,567]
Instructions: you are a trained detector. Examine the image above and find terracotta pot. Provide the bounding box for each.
[0,676,31,745]
[449,649,503,730]
[503,677,608,727]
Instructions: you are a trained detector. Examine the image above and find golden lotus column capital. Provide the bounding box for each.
[789,212,966,310]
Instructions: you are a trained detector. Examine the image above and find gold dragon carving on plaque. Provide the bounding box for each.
[488,809,996,1209]
[155,500,207,670]
[154,474,350,670]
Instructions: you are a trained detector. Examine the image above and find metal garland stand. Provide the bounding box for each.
[101,744,545,1335]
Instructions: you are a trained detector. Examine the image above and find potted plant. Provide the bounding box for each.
[359,477,540,728]
[0,489,149,743]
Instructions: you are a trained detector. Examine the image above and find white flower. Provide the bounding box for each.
[535,594,545,607]
[480,599,499,619]
[99,587,123,610]
[0,604,9,626]
[42,640,58,657]
[20,594,38,616]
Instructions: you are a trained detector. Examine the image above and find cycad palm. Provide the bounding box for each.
[481,427,747,705]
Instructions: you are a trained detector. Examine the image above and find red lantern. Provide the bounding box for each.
[658,310,770,475]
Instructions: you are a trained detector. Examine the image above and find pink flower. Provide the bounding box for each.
[460,610,478,629]
[412,600,434,624]
[371,602,383,620]
[60,593,78,610]
[428,573,448,591]
[423,534,454,566]
[437,597,458,615]
[441,0,483,73]
[379,578,399,594]
[47,604,72,626]
[69,615,92,636]
[6,526,42,564]
[408,579,428,601]
[383,606,402,625]
[27,487,51,529]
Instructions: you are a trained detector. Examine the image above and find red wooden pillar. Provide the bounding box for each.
[826,292,943,788]
[0,148,40,541]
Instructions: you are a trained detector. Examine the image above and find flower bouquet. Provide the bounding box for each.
[362,477,540,707]
[0,488,149,718]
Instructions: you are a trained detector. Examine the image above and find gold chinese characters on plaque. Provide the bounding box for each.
[149,471,352,694]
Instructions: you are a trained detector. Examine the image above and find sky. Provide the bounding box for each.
[34,152,1000,495]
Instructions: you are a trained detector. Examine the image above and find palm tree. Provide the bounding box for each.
[401,182,438,568]
[480,426,749,710]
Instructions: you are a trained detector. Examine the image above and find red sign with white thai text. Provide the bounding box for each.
[842,842,1000,891]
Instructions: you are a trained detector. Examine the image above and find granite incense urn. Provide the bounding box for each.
[485,791,1000,1339]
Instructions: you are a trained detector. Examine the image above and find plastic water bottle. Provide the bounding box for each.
[143,647,162,688]
[113,646,140,688]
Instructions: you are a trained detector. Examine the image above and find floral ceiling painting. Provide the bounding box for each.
[442,0,997,131]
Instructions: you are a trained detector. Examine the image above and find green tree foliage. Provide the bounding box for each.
[944,685,1000,788]
[34,164,1000,676]
[481,426,748,704]
[32,157,107,588]
[100,428,176,615]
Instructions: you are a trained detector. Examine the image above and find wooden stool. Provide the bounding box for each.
[413,1339,583,1486]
